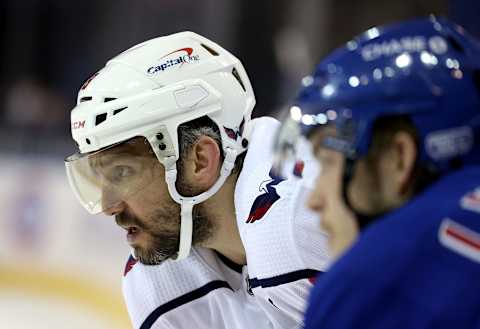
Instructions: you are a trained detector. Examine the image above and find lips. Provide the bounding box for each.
[115,213,145,244]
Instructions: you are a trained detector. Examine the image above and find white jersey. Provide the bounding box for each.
[123,117,329,329]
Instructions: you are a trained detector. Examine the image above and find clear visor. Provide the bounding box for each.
[65,137,161,214]
[273,116,304,176]
[272,116,322,184]
[273,105,357,177]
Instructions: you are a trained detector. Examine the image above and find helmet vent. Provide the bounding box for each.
[95,113,107,126]
[104,97,117,102]
[113,107,127,115]
[80,96,92,103]
[232,68,246,92]
[446,35,465,54]
[201,43,219,56]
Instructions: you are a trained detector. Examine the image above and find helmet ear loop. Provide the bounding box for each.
[165,147,238,261]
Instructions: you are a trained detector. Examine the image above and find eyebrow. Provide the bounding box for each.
[102,152,134,166]
[89,151,132,171]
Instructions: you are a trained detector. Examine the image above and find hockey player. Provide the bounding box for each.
[65,32,328,329]
[274,16,480,328]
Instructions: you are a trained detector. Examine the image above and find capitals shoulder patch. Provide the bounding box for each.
[439,218,480,264]
[246,170,286,224]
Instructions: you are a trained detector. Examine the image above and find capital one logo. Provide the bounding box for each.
[147,47,200,75]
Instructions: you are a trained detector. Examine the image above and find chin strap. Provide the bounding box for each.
[165,147,237,260]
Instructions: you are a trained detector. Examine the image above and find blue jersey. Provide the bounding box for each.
[305,166,480,329]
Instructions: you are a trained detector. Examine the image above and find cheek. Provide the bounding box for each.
[336,213,358,236]
[125,183,177,221]
[126,190,162,216]
[324,169,357,226]
[348,161,379,213]
[323,165,344,198]
[311,168,344,221]
[140,170,172,202]
[328,199,356,234]
[328,204,359,258]
[308,167,339,209]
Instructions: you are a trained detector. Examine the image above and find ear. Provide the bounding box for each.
[389,131,417,196]
[188,135,222,189]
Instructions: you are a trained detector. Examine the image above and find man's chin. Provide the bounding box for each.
[133,247,175,265]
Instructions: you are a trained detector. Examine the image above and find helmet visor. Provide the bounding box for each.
[273,104,357,176]
[65,137,160,214]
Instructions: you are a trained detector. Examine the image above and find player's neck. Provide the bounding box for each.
[201,173,246,265]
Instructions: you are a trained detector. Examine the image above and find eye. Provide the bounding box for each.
[110,165,135,183]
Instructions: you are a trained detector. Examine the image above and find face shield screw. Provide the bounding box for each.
[156,133,164,140]
[159,143,166,151]
[242,138,249,148]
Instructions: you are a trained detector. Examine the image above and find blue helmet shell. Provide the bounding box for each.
[296,16,480,173]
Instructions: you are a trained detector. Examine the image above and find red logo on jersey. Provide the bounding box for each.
[293,160,305,177]
[124,254,138,276]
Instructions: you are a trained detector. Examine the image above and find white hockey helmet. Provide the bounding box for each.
[65,31,256,259]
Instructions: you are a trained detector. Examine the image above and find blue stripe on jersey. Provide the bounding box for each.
[139,280,233,329]
[215,251,244,273]
[248,269,321,289]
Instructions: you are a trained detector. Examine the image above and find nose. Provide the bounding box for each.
[101,186,125,216]
[103,201,125,216]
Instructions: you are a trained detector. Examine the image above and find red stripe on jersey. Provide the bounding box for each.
[446,225,480,250]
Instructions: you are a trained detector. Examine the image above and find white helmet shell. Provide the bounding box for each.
[71,31,255,162]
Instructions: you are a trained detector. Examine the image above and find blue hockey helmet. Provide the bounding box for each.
[274,16,480,176]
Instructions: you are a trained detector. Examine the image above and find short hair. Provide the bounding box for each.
[177,116,246,175]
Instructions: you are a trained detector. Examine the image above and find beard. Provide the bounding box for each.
[115,184,215,266]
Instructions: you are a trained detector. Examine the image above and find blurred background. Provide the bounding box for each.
[0,0,478,328]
